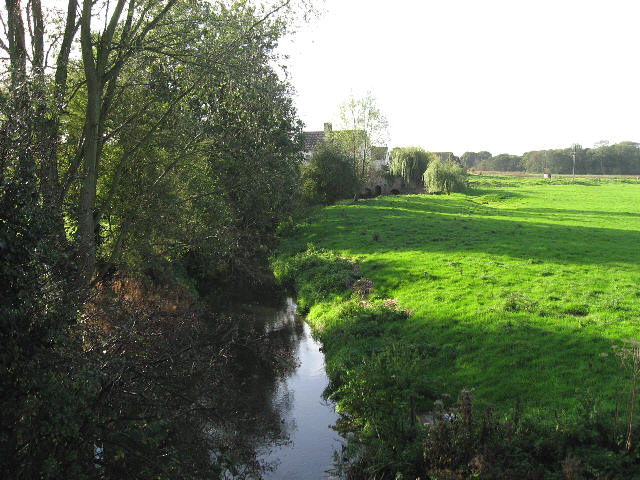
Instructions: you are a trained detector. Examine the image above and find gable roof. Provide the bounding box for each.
[303,131,326,152]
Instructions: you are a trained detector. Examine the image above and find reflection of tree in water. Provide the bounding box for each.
[84,284,303,479]
[209,297,307,478]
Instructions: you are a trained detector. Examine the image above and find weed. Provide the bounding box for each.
[502,293,538,313]
[353,277,374,298]
[564,304,589,317]
[561,454,583,480]
[613,338,640,451]
[423,271,440,280]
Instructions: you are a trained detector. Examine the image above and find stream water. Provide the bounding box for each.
[250,297,342,479]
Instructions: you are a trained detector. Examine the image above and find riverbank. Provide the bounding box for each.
[273,176,640,478]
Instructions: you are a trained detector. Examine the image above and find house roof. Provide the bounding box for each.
[303,126,386,157]
[303,131,325,152]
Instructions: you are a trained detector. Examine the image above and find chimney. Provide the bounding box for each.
[324,122,332,135]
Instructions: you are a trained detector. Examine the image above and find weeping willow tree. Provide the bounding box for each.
[389,147,437,186]
[423,158,467,194]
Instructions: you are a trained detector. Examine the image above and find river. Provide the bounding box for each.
[244,297,342,479]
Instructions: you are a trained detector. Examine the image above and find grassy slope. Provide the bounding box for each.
[280,177,640,414]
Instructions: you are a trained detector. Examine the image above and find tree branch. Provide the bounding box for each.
[94,76,202,225]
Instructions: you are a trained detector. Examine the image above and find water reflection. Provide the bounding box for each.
[246,298,342,479]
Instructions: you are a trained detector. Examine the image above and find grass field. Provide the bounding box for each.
[277,176,640,415]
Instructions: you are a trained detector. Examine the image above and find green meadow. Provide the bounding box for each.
[277,176,640,414]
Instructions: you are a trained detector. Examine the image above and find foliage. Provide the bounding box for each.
[301,143,359,204]
[469,142,640,174]
[476,153,523,172]
[1,0,306,287]
[80,1,304,291]
[423,158,467,194]
[523,142,640,175]
[335,92,389,180]
[329,342,432,478]
[0,0,308,476]
[461,151,492,169]
[421,391,639,479]
[0,167,82,477]
[389,147,436,186]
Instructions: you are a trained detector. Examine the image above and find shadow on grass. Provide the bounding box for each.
[516,207,640,219]
[297,248,628,412]
[314,197,640,266]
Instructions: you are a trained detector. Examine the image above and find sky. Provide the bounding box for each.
[279,0,640,155]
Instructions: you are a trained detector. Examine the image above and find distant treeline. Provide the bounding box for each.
[462,141,640,175]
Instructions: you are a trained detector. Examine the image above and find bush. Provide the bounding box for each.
[422,391,640,479]
[301,143,359,204]
[0,177,84,477]
[423,159,467,194]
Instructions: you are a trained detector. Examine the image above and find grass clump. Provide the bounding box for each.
[305,297,435,478]
[564,303,590,317]
[501,292,539,313]
[420,390,639,480]
[272,244,357,312]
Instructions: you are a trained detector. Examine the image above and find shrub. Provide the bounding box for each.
[0,178,83,477]
[423,159,467,194]
[301,143,359,204]
[422,391,640,479]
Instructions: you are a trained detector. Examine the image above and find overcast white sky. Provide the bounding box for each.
[280,0,640,155]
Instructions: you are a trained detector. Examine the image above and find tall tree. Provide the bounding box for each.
[461,151,491,169]
[334,92,389,180]
[1,0,304,285]
[0,0,308,475]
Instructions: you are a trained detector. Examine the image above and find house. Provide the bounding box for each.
[303,122,394,196]
[371,146,390,169]
[303,122,379,162]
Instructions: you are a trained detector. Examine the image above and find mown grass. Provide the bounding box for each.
[277,176,640,414]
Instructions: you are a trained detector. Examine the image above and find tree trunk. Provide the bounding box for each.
[77,0,101,285]
[5,0,33,180]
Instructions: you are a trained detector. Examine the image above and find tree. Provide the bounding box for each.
[423,158,467,194]
[91,2,305,288]
[0,0,309,475]
[389,147,436,187]
[476,153,523,172]
[461,151,491,169]
[1,0,304,286]
[301,142,359,204]
[334,92,389,180]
